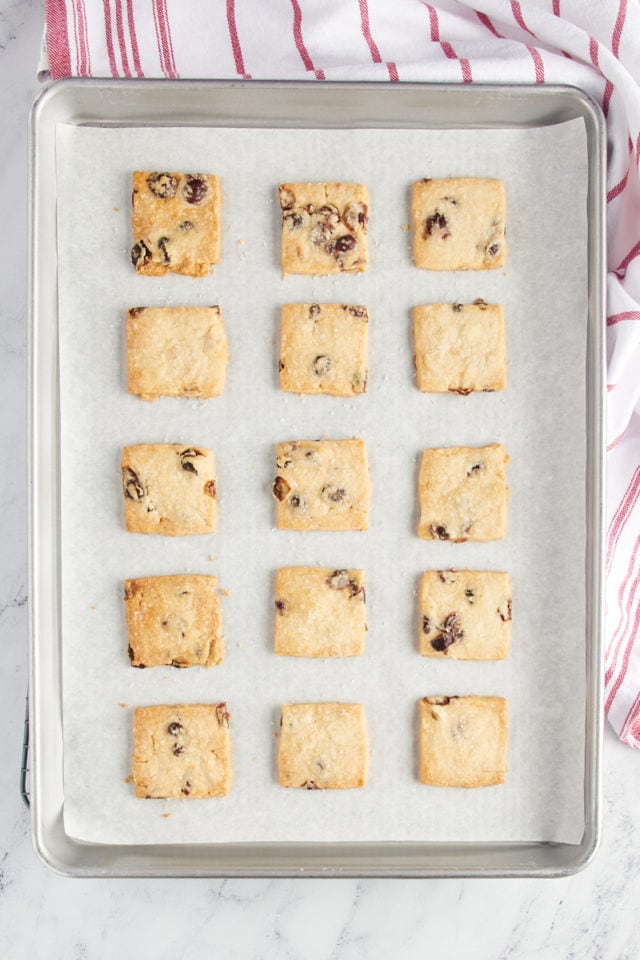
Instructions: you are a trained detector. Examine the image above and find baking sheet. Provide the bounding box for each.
[56,118,588,845]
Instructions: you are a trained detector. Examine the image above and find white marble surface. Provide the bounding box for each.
[1,2,640,956]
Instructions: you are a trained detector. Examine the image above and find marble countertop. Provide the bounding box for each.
[1,2,640,956]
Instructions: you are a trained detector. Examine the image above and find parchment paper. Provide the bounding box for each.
[56,117,588,845]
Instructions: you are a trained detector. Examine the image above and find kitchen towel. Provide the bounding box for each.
[42,0,640,746]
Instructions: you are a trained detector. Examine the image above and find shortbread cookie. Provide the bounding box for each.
[279,303,368,396]
[121,444,217,536]
[274,567,366,657]
[419,570,512,659]
[278,702,368,789]
[125,575,224,667]
[131,171,221,277]
[419,696,508,787]
[412,178,506,271]
[413,301,506,394]
[272,439,371,531]
[417,444,509,542]
[127,306,228,401]
[132,703,232,798]
[279,182,368,275]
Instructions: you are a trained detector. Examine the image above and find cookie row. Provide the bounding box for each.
[126,300,505,402]
[131,172,506,277]
[121,440,509,541]
[124,569,512,668]
[132,696,508,798]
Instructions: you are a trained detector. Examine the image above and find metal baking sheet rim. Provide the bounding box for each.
[27,79,606,878]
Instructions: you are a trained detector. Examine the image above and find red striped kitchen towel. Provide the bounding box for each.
[43,0,640,746]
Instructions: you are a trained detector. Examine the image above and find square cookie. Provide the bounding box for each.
[417,444,509,542]
[127,306,228,401]
[131,171,221,277]
[279,182,368,275]
[413,301,506,394]
[419,695,508,787]
[279,303,368,396]
[122,444,217,536]
[278,703,368,789]
[274,567,366,658]
[412,178,506,271]
[125,574,224,668]
[132,703,232,798]
[272,439,371,531]
[419,569,512,659]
